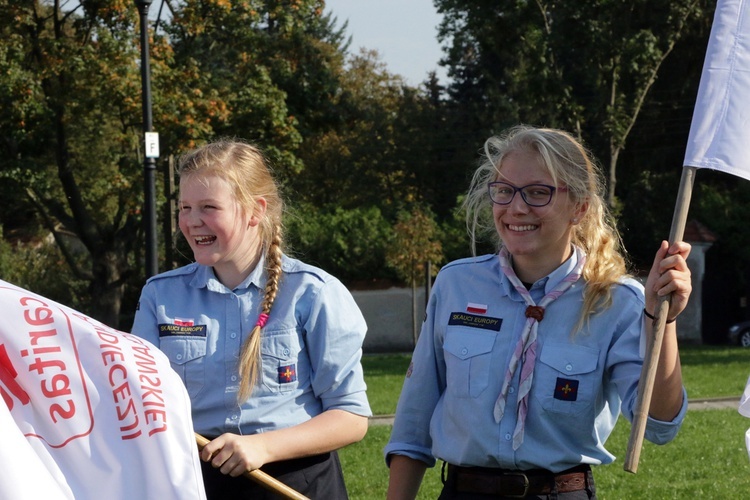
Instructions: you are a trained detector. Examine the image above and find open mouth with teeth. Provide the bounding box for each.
[194,236,217,245]
[508,224,538,232]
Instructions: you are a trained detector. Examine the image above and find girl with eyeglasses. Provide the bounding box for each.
[385,126,692,499]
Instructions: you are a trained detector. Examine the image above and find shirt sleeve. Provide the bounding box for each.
[304,277,371,417]
[384,282,445,468]
[130,283,160,347]
[643,387,688,443]
[608,293,687,445]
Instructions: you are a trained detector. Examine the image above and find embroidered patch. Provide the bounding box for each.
[158,324,207,337]
[174,317,194,326]
[278,364,297,384]
[554,377,579,401]
[466,303,488,314]
[448,312,502,331]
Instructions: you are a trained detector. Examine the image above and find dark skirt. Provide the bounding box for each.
[200,450,349,500]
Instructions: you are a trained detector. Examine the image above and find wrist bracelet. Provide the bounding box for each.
[643,308,676,324]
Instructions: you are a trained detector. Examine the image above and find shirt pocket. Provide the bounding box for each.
[261,328,301,394]
[533,343,599,415]
[443,328,497,398]
[159,336,207,399]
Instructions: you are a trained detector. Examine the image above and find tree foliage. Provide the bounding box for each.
[0,0,148,325]
[435,0,708,207]
[1,0,743,341]
[386,207,444,288]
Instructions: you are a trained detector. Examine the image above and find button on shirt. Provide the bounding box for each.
[131,254,371,438]
[384,252,687,473]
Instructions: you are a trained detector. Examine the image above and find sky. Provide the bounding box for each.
[323,0,449,87]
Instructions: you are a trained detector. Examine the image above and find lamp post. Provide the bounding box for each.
[135,0,158,278]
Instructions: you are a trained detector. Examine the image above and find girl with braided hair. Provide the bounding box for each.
[385,126,692,499]
[131,139,370,499]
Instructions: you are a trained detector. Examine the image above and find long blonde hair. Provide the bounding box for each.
[178,139,285,401]
[463,125,629,322]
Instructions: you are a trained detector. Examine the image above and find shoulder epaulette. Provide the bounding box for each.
[145,262,200,284]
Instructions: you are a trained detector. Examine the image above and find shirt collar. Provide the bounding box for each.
[541,246,581,294]
[498,245,584,298]
[189,254,268,293]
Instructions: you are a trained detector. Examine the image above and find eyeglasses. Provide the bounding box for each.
[488,181,567,207]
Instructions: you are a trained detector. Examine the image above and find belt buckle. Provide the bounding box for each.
[503,472,530,498]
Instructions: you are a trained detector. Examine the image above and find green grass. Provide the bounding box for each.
[341,345,750,499]
[361,353,412,415]
[680,345,750,398]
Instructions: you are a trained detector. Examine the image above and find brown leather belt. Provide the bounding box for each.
[447,464,589,497]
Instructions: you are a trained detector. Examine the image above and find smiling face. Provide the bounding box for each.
[178,174,265,288]
[493,150,586,282]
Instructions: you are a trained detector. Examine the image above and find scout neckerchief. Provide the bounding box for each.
[493,245,586,449]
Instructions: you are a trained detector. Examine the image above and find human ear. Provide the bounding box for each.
[248,197,267,227]
[571,200,589,224]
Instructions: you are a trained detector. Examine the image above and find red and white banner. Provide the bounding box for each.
[0,280,205,499]
[683,0,750,180]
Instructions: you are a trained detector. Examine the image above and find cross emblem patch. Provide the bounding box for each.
[554,377,579,401]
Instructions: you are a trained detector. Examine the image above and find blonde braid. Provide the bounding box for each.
[237,224,284,402]
[573,198,629,331]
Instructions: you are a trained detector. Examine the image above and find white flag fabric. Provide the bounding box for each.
[0,280,206,500]
[683,0,750,180]
[0,400,69,499]
[738,374,750,461]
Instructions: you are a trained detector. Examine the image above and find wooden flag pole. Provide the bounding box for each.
[624,166,697,473]
[195,433,310,500]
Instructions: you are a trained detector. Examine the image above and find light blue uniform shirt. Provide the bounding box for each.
[385,252,687,473]
[131,254,371,438]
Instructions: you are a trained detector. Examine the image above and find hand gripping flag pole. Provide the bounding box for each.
[626,0,750,472]
[624,167,695,473]
[195,433,310,500]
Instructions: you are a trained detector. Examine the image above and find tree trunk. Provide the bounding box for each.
[88,249,128,329]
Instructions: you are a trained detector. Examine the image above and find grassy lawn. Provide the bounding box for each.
[340,345,750,499]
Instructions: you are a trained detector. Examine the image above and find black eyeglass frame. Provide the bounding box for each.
[487,181,568,207]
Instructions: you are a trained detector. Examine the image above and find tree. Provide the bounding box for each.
[286,203,395,283]
[0,0,366,325]
[0,0,232,326]
[0,1,149,326]
[386,207,443,345]
[435,0,709,207]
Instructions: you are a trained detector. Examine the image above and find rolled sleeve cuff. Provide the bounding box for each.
[383,443,436,468]
[322,390,372,417]
[645,387,688,444]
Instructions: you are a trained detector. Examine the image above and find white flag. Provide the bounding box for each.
[739,374,750,461]
[683,0,750,180]
[0,280,206,500]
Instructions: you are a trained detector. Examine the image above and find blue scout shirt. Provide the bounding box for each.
[385,252,687,473]
[131,254,371,438]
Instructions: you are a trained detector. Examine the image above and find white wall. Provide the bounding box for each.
[352,287,426,353]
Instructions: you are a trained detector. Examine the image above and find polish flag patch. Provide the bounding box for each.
[173,318,194,326]
[466,303,488,314]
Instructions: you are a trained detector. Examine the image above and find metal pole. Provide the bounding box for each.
[135,0,158,278]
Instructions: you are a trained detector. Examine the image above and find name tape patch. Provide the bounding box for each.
[158,324,207,337]
[448,312,502,331]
